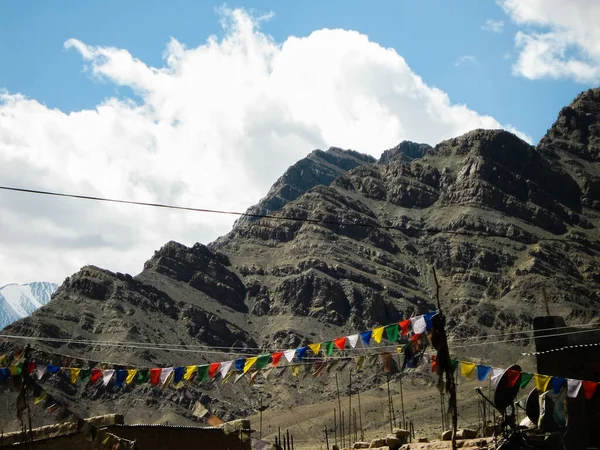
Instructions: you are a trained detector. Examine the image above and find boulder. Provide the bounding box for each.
[353,443,370,449]
[370,438,387,448]
[456,428,477,439]
[441,430,452,441]
[416,437,429,443]
[392,428,410,439]
[385,433,404,449]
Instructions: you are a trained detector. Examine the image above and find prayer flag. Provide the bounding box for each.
[296,347,308,361]
[35,365,46,380]
[323,341,334,356]
[149,368,161,386]
[347,334,359,348]
[69,368,81,384]
[385,324,399,342]
[399,320,411,336]
[184,366,197,382]
[46,365,60,375]
[103,369,115,387]
[291,365,302,377]
[219,361,233,379]
[567,379,582,398]
[354,356,365,371]
[90,368,102,384]
[583,381,598,399]
[173,367,185,384]
[209,363,221,379]
[244,357,258,374]
[256,355,271,369]
[520,373,534,389]
[334,337,347,350]
[235,359,246,372]
[197,365,209,382]
[309,343,321,355]
[360,331,372,346]
[115,370,127,388]
[136,370,150,385]
[476,365,491,381]
[0,368,9,383]
[125,370,138,385]
[460,362,476,380]
[424,313,435,331]
[284,349,296,363]
[506,369,521,388]
[80,368,91,383]
[271,352,283,367]
[372,327,385,344]
[552,377,566,394]
[535,374,552,392]
[411,316,427,334]
[491,368,503,388]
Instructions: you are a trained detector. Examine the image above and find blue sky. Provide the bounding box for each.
[1,0,599,284]
[0,0,592,143]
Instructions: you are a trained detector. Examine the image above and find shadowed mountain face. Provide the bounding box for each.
[2,89,600,429]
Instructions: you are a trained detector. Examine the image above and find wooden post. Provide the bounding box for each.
[324,426,330,450]
[286,429,291,450]
[336,374,344,448]
[353,409,358,443]
[291,434,294,450]
[348,369,352,446]
[259,396,263,439]
[333,408,337,447]
[399,373,406,428]
[278,427,282,450]
[341,411,345,450]
[386,375,393,433]
[357,390,364,441]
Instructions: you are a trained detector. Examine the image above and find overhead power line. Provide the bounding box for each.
[0,185,587,242]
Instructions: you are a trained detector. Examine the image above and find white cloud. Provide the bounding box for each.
[482,19,504,33]
[455,55,478,67]
[0,8,529,285]
[499,0,600,83]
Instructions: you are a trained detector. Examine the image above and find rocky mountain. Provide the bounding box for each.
[0,282,57,329]
[2,89,600,435]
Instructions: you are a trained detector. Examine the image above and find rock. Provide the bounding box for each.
[456,428,477,439]
[353,443,370,449]
[416,437,429,443]
[370,438,387,448]
[441,430,452,441]
[392,428,410,439]
[332,446,340,450]
[385,433,404,449]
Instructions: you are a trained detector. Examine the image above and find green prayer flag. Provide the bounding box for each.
[450,360,459,372]
[256,354,272,370]
[136,369,150,385]
[79,368,91,383]
[385,323,399,342]
[520,372,534,389]
[323,341,334,356]
[197,365,209,382]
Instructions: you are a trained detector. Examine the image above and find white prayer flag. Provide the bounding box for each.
[102,369,115,387]
[347,334,359,348]
[220,361,233,379]
[567,379,582,398]
[284,349,296,363]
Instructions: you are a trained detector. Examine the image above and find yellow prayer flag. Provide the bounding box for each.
[125,370,138,385]
[291,365,302,377]
[0,354,7,367]
[308,343,321,355]
[372,326,385,344]
[460,362,477,380]
[34,391,48,405]
[243,357,258,374]
[222,371,235,383]
[354,356,365,371]
[70,368,81,384]
[535,374,552,392]
[8,365,20,376]
[183,365,197,381]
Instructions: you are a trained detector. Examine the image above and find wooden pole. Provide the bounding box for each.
[279,427,282,450]
[341,411,345,450]
[286,429,291,450]
[398,371,406,429]
[336,374,344,449]
[324,426,330,450]
[357,390,364,441]
[291,434,294,450]
[259,396,263,439]
[348,369,352,446]
[333,409,337,447]
[353,409,358,443]
[386,375,393,433]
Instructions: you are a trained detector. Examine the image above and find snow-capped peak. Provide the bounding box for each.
[0,281,58,329]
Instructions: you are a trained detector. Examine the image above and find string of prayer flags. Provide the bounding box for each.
[520,373,534,389]
[372,326,385,344]
[347,334,359,348]
[535,374,552,392]
[334,337,347,350]
[460,362,477,380]
[476,365,491,381]
[385,323,399,343]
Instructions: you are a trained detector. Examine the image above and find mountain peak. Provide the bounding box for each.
[378,140,431,164]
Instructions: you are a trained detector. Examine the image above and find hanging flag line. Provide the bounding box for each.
[445,359,598,401]
[520,341,600,356]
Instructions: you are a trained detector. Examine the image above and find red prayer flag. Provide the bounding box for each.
[272,352,283,367]
[399,320,411,336]
[334,337,347,350]
[506,369,521,388]
[26,363,36,375]
[431,355,437,373]
[583,381,598,399]
[149,368,161,385]
[90,368,102,384]
[208,363,220,379]
[410,333,421,343]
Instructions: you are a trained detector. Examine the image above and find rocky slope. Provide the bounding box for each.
[2,89,600,435]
